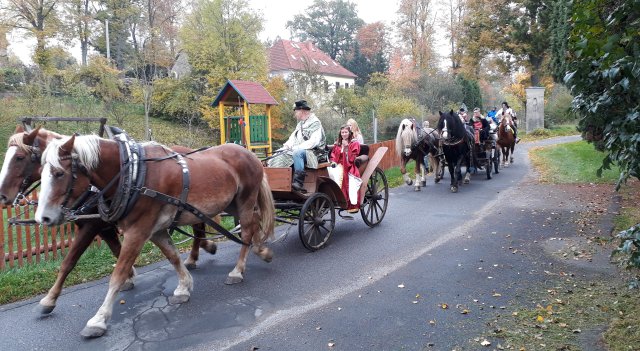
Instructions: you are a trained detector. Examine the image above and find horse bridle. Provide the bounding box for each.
[11,137,42,206]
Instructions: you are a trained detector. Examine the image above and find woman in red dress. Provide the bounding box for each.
[330,125,361,213]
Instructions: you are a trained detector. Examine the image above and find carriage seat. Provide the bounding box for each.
[354,144,370,168]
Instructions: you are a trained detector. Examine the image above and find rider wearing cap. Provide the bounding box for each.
[267,100,327,192]
[469,107,490,144]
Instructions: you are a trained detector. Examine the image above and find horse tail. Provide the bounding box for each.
[256,174,275,243]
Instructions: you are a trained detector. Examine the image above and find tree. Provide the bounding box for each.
[566,0,639,184]
[286,0,364,60]
[59,0,96,66]
[355,22,389,75]
[445,0,466,73]
[94,0,138,70]
[180,0,267,130]
[396,0,437,71]
[0,0,60,68]
[341,42,371,87]
[548,0,571,82]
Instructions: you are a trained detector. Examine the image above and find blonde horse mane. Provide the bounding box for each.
[395,119,418,157]
[7,128,63,153]
[42,135,101,171]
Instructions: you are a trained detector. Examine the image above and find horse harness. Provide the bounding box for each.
[64,133,248,246]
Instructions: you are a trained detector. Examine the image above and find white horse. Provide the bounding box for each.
[395,118,427,191]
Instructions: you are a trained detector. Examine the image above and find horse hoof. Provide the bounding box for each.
[81,326,106,338]
[37,304,55,315]
[202,242,217,255]
[463,179,470,184]
[414,187,421,192]
[406,180,413,186]
[120,281,135,291]
[421,181,427,187]
[225,276,244,285]
[169,294,190,305]
[450,186,458,193]
[435,178,441,183]
[184,262,197,271]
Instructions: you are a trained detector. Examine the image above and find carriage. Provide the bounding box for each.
[263,145,389,251]
[470,128,501,179]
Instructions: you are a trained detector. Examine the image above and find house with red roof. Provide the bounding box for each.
[268,39,356,92]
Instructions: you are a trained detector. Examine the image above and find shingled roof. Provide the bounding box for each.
[268,39,357,78]
[211,80,278,107]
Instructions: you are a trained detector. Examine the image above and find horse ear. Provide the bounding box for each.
[23,126,41,146]
[59,135,76,156]
[14,124,24,133]
[438,111,443,116]
[449,109,454,114]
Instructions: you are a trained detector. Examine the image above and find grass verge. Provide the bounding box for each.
[489,142,640,350]
[521,124,579,142]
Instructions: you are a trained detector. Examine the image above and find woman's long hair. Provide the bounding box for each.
[335,124,354,145]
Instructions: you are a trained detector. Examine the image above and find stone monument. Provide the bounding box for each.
[525,87,545,132]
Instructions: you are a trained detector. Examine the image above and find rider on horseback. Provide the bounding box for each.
[497,101,520,143]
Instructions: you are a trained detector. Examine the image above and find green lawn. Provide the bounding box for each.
[530,140,621,183]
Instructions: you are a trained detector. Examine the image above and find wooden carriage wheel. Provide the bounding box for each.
[298,193,335,251]
[360,167,389,227]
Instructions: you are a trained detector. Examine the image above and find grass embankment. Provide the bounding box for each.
[491,139,640,350]
[521,124,580,142]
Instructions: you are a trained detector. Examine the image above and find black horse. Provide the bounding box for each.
[437,110,472,192]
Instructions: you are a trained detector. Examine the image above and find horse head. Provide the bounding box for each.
[0,126,62,205]
[36,135,100,225]
[395,118,418,157]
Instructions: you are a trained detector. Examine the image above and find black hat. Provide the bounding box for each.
[459,107,466,112]
[294,100,311,111]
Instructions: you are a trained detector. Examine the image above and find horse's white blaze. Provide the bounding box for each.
[0,147,17,189]
[34,163,59,223]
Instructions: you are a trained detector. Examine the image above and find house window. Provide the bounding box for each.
[324,80,329,93]
[345,82,349,89]
[335,82,340,90]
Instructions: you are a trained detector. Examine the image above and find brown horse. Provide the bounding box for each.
[497,115,516,167]
[0,126,216,315]
[34,135,274,337]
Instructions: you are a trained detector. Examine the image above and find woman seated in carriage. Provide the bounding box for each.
[329,124,361,213]
[468,107,491,145]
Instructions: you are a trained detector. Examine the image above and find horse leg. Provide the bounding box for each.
[448,158,458,193]
[420,158,427,187]
[81,231,151,338]
[414,160,421,191]
[184,219,218,270]
[38,223,111,314]
[401,161,412,186]
[463,149,471,184]
[150,230,193,305]
[510,145,515,163]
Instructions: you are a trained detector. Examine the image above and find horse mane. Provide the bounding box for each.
[7,128,63,152]
[42,135,101,171]
[395,119,418,156]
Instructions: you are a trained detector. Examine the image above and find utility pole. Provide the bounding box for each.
[105,19,110,61]
[373,109,378,144]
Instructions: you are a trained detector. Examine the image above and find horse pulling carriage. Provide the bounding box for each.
[264,144,389,251]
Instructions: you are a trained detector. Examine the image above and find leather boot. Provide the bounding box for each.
[292,170,306,192]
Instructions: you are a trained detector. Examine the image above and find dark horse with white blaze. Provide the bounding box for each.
[437,111,472,193]
[35,135,275,338]
[395,118,443,191]
[0,126,217,315]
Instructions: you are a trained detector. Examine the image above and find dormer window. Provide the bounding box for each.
[291,54,297,60]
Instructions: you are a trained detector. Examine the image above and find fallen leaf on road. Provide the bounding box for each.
[493,292,502,297]
[119,299,126,304]
[398,284,405,288]
[328,342,335,348]
[429,320,436,325]
[480,339,491,346]
[441,303,449,309]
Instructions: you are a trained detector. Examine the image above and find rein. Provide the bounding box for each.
[63,138,248,246]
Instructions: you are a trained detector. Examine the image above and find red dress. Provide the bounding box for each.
[330,141,361,210]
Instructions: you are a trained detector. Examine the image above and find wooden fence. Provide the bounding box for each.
[1,194,85,271]
[0,140,402,271]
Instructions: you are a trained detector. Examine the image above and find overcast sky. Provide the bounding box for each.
[7,0,440,64]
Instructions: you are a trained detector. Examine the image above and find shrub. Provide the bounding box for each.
[545,85,576,127]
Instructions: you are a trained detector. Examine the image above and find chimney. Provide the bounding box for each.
[306,41,315,51]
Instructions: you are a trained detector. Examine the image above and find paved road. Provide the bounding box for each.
[1,136,599,351]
